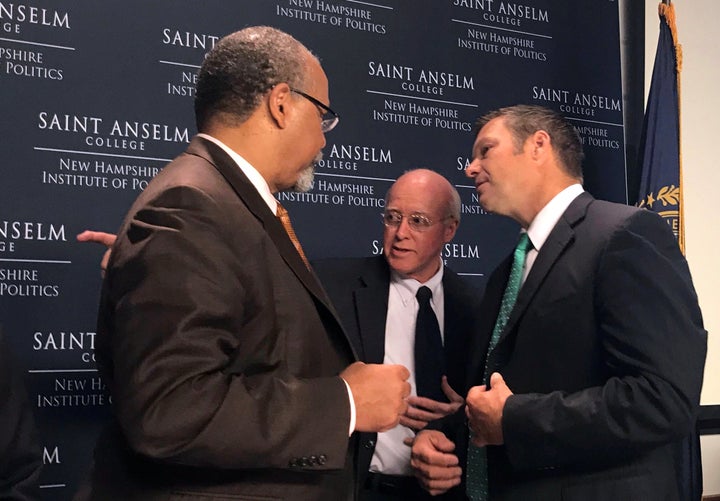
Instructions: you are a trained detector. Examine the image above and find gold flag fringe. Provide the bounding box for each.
[658,1,685,254]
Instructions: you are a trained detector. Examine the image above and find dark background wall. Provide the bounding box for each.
[0,1,627,497]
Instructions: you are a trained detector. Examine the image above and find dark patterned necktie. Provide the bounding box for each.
[466,233,533,501]
[414,286,445,402]
[276,202,310,269]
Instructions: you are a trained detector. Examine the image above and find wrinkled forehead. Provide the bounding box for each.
[386,180,446,216]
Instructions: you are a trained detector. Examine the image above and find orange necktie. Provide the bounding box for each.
[276,202,310,269]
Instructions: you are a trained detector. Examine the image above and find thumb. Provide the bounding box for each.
[429,431,456,453]
[489,372,506,389]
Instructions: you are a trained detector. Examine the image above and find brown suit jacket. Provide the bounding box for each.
[80,136,358,500]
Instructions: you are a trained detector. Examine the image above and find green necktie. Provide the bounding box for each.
[466,232,532,501]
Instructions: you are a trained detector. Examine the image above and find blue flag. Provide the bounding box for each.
[636,2,684,253]
[638,6,700,499]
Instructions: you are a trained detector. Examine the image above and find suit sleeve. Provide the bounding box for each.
[502,209,707,470]
[100,185,351,470]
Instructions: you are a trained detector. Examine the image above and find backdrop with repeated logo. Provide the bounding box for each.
[0,1,626,497]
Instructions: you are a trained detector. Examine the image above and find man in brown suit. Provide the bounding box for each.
[78,26,409,501]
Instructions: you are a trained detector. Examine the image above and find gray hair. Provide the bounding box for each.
[194,26,314,131]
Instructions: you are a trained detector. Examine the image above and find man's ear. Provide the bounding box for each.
[268,83,292,129]
[530,130,551,160]
[443,218,459,243]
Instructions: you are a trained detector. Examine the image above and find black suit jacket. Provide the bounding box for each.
[81,136,358,501]
[461,192,707,500]
[314,256,482,498]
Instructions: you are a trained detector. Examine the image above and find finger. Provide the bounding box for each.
[407,395,454,415]
[77,230,117,247]
[411,436,455,465]
[390,363,410,381]
[399,415,427,431]
[422,474,462,495]
[405,401,445,421]
[100,249,112,270]
[441,376,464,403]
[466,384,488,399]
[415,465,463,482]
[403,436,414,447]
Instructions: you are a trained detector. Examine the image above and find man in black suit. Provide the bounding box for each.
[411,105,707,500]
[78,26,410,501]
[315,169,482,500]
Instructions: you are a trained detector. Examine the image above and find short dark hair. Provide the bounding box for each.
[475,105,585,181]
[194,26,313,131]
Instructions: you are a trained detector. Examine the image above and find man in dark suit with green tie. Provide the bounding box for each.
[411,105,707,500]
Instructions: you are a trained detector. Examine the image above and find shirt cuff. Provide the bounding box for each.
[342,378,356,436]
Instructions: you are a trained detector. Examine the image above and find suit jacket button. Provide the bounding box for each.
[289,458,297,468]
[310,455,318,465]
[365,440,375,449]
[318,454,327,465]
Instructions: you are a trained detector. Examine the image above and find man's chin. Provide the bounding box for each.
[291,165,315,193]
[385,253,413,271]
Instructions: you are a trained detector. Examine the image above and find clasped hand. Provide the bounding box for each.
[466,372,512,447]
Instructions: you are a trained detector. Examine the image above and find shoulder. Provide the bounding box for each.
[582,199,674,243]
[313,256,387,280]
[442,265,483,307]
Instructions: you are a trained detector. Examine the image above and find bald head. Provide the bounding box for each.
[383,169,460,283]
[387,169,461,223]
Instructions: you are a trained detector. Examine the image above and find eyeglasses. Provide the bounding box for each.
[290,88,339,133]
[381,210,453,232]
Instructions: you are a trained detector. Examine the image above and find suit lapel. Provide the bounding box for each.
[185,136,344,328]
[353,258,390,364]
[467,259,509,388]
[442,271,468,386]
[494,192,593,351]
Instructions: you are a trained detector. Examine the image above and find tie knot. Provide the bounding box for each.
[516,232,532,255]
[416,285,432,304]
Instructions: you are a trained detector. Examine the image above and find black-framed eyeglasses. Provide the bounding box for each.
[381,210,453,232]
[290,88,339,133]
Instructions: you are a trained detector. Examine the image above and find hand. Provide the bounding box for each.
[77,230,117,277]
[340,362,410,433]
[400,376,464,431]
[410,430,462,496]
[465,372,512,447]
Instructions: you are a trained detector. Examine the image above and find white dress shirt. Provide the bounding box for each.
[523,184,584,283]
[370,259,445,475]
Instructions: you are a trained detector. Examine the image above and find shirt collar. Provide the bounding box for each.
[526,184,584,252]
[389,258,444,306]
[197,133,278,214]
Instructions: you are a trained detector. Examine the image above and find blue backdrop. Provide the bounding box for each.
[0,1,626,497]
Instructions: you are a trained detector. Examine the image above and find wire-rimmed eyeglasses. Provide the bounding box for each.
[290,88,339,133]
[381,210,453,232]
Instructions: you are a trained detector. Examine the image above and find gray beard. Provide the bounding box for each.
[292,151,322,193]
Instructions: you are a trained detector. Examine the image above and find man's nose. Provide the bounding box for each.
[395,217,412,238]
[465,158,480,178]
